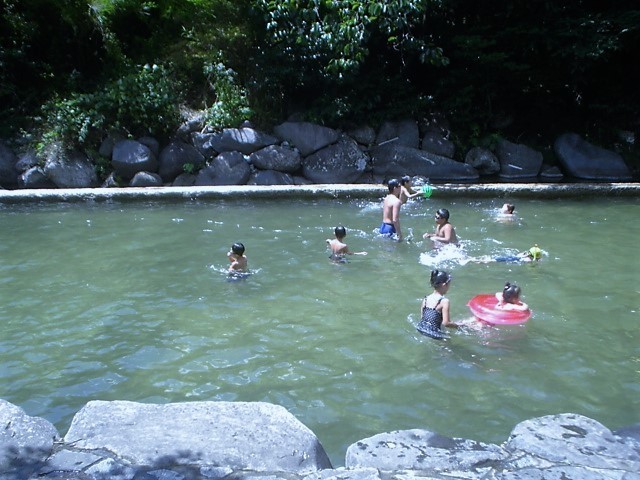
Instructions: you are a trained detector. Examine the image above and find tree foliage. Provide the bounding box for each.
[1,0,639,151]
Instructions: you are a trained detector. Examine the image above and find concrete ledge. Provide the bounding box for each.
[1,182,640,204]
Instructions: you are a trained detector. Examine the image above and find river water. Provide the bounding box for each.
[1,195,638,465]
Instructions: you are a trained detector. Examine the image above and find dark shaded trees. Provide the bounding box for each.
[1,0,638,153]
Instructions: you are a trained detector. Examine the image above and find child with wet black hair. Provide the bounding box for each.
[227,242,248,273]
[399,175,422,204]
[501,203,516,215]
[495,282,529,311]
[416,269,459,339]
[326,225,367,262]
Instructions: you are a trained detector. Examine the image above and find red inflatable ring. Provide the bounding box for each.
[467,294,531,325]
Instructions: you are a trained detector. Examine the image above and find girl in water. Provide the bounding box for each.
[495,282,529,311]
[416,270,459,339]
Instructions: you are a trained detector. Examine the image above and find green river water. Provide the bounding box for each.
[1,195,638,466]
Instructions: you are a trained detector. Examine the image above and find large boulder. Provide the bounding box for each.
[158,140,206,182]
[0,141,18,188]
[554,132,633,180]
[371,144,479,181]
[249,169,295,185]
[111,139,158,180]
[464,146,500,175]
[43,143,98,188]
[421,131,456,158]
[302,136,369,183]
[64,400,332,474]
[348,125,376,146]
[0,399,59,477]
[137,136,160,157]
[375,120,420,149]
[503,413,640,476]
[18,166,57,189]
[249,144,302,173]
[195,151,251,185]
[346,429,508,471]
[496,139,543,179]
[172,172,197,186]
[273,121,339,156]
[15,149,41,173]
[345,414,640,478]
[201,127,279,155]
[98,133,126,159]
[129,171,163,187]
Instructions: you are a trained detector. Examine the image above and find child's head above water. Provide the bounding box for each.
[528,244,542,260]
[231,242,245,256]
[334,225,347,239]
[387,178,400,192]
[436,208,450,220]
[401,175,412,186]
[502,282,522,303]
[430,269,452,288]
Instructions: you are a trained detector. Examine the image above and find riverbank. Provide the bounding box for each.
[2,399,639,480]
[1,182,640,204]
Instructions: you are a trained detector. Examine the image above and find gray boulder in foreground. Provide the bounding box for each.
[346,413,640,479]
[2,399,639,480]
[345,429,508,471]
[64,400,332,474]
[503,413,640,474]
[0,399,59,476]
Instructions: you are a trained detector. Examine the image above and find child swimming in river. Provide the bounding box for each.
[495,282,529,311]
[501,203,516,215]
[227,242,248,273]
[469,245,543,264]
[326,226,367,262]
[416,270,459,339]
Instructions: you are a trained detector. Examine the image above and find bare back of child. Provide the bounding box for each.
[326,226,367,262]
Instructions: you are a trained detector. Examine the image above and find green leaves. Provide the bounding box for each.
[41,64,181,146]
[203,62,253,130]
[255,0,443,78]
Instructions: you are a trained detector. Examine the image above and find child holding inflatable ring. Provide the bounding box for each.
[495,282,529,311]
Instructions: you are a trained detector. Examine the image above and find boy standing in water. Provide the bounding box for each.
[227,242,248,272]
[326,226,367,262]
[380,179,403,241]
